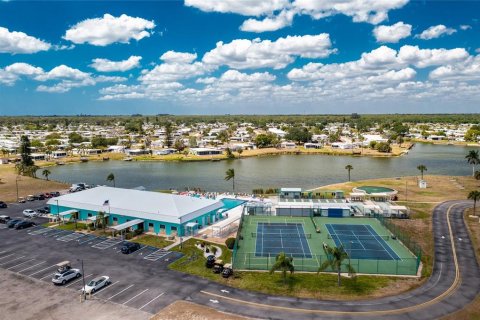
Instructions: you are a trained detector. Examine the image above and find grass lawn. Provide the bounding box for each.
[131,234,173,248]
[54,222,88,231]
[168,238,414,300]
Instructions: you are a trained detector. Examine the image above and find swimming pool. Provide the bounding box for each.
[220,198,246,209]
[353,186,397,195]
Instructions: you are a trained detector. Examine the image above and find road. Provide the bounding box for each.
[0,200,479,319]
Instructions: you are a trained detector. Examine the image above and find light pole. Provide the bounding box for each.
[55,199,60,223]
[15,175,20,201]
[77,259,86,301]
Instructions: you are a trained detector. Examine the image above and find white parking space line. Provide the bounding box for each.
[40,272,55,280]
[107,284,135,300]
[133,246,149,254]
[139,292,165,310]
[0,256,26,266]
[144,249,169,261]
[65,273,94,287]
[92,281,120,296]
[29,228,51,235]
[0,250,8,255]
[28,265,56,276]
[18,261,45,273]
[57,232,85,242]
[92,239,123,250]
[0,253,15,260]
[6,258,35,270]
[123,289,149,305]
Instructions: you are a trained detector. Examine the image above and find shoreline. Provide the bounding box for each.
[411,138,480,147]
[33,142,413,168]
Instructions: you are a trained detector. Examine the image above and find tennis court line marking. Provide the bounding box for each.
[364,225,397,260]
[202,202,464,316]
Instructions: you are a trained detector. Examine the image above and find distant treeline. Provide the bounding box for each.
[0,114,479,129]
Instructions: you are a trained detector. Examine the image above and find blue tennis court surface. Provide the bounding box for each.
[326,224,400,260]
[255,223,312,258]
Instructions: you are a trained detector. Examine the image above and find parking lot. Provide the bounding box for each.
[0,199,213,316]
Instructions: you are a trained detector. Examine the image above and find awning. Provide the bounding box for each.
[58,210,77,217]
[86,213,109,221]
[110,219,144,231]
[185,222,198,228]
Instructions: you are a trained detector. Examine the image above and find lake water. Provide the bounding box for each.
[43,143,478,193]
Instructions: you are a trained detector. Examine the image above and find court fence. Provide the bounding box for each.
[233,252,419,275]
[375,215,423,271]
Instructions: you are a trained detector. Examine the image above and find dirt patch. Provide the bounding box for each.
[151,300,251,320]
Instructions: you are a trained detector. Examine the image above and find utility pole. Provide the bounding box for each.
[80,259,86,301]
[16,175,20,201]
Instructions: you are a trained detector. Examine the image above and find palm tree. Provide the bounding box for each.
[345,165,353,181]
[468,190,480,216]
[466,150,480,177]
[224,168,235,192]
[318,245,356,287]
[42,169,51,181]
[417,165,427,180]
[269,252,294,284]
[106,173,115,187]
[475,171,480,181]
[96,211,107,231]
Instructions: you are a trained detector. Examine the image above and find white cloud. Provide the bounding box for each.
[139,61,207,83]
[5,62,44,76]
[160,51,197,64]
[184,0,288,16]
[476,48,480,54]
[240,10,295,32]
[429,56,480,81]
[35,65,90,81]
[90,56,142,72]
[460,25,472,31]
[64,14,155,46]
[398,45,468,68]
[0,27,51,54]
[416,24,456,40]
[373,22,411,43]
[0,69,19,85]
[203,34,334,69]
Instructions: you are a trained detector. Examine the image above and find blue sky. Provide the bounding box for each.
[0,0,479,115]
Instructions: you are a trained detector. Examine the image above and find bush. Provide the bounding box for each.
[210,246,218,255]
[225,237,236,250]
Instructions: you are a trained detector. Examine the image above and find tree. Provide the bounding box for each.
[375,142,392,153]
[68,132,85,144]
[285,127,312,143]
[269,252,294,284]
[224,168,235,192]
[174,139,185,152]
[318,245,356,287]
[465,125,480,142]
[468,190,480,216]
[345,165,353,181]
[466,150,480,177]
[417,165,427,180]
[16,135,37,177]
[475,171,480,181]
[106,173,115,187]
[254,133,278,148]
[164,122,173,148]
[96,211,107,231]
[225,148,235,159]
[42,169,51,181]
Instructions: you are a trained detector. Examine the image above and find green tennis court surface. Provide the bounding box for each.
[233,215,420,276]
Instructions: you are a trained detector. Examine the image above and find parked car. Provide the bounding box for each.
[205,255,216,268]
[36,206,50,214]
[26,195,35,201]
[23,209,38,218]
[82,276,110,294]
[6,219,22,228]
[34,194,45,200]
[120,242,141,254]
[18,197,26,203]
[0,215,11,223]
[0,201,7,208]
[14,220,35,229]
[44,193,53,199]
[52,267,81,285]
[222,263,233,278]
[50,191,61,197]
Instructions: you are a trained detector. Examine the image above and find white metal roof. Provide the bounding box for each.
[59,209,77,217]
[47,186,224,224]
[110,219,144,231]
[280,188,302,192]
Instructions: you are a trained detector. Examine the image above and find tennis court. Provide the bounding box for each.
[326,224,400,260]
[254,222,312,258]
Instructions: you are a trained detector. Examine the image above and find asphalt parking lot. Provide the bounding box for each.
[0,198,50,225]
[0,200,207,316]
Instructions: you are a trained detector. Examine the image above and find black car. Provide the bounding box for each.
[205,254,216,268]
[120,242,141,254]
[14,220,35,229]
[34,194,46,200]
[36,206,50,214]
[0,201,7,208]
[0,215,11,223]
[50,191,61,197]
[222,265,233,278]
[7,219,22,228]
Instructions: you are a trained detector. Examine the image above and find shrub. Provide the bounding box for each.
[225,237,236,250]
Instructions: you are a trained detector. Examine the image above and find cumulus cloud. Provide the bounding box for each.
[460,25,472,30]
[202,34,335,69]
[429,55,480,81]
[64,14,155,46]
[160,51,197,64]
[90,56,142,72]
[186,0,408,32]
[373,22,411,43]
[0,27,51,54]
[416,24,456,40]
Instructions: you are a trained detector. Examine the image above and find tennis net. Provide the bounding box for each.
[252,232,312,239]
[328,234,390,241]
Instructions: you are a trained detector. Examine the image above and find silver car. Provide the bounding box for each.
[52,268,81,285]
[22,209,38,218]
[82,276,110,294]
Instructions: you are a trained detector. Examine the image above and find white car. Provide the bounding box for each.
[22,209,38,217]
[52,268,81,285]
[82,276,110,294]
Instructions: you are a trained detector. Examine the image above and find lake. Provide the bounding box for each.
[43,143,478,193]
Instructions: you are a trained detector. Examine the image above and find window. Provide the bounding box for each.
[171,226,177,231]
[160,224,166,229]
[87,213,92,217]
[113,217,118,222]
[148,223,154,228]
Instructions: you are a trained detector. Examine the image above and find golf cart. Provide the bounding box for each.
[56,261,72,274]
[212,260,224,274]
[222,263,233,278]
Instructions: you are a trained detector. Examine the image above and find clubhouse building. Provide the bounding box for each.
[47,186,224,236]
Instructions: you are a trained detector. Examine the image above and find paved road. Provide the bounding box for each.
[0,200,479,319]
[191,200,480,319]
